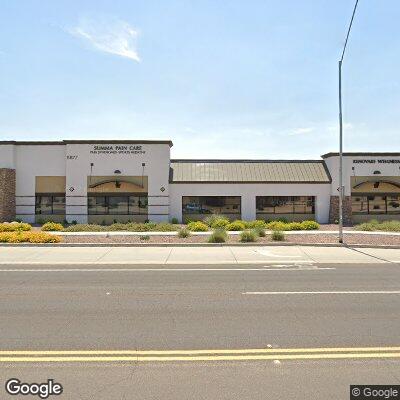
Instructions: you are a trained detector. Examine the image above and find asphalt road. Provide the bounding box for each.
[0,262,399,399]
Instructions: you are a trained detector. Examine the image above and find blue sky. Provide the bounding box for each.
[1,0,399,159]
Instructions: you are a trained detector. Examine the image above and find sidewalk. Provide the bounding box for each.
[0,245,399,265]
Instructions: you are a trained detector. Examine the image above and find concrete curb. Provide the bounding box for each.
[41,230,400,236]
[0,242,399,249]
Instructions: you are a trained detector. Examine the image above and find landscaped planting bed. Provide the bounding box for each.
[60,233,400,246]
[2,218,399,245]
[34,218,322,233]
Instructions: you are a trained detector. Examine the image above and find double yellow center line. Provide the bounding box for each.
[0,347,400,362]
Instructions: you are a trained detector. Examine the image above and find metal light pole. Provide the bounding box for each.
[338,0,359,243]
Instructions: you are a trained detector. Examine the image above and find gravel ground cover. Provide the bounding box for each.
[62,233,399,246]
[31,223,352,232]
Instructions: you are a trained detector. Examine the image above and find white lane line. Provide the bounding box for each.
[0,267,335,273]
[243,291,400,295]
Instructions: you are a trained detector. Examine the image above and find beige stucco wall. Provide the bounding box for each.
[324,155,400,196]
[169,183,330,223]
[65,143,170,223]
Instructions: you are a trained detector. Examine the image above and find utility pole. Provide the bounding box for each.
[338,0,359,243]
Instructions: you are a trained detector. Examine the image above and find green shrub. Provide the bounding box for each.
[187,221,209,232]
[356,220,400,232]
[245,220,267,229]
[356,222,375,231]
[145,222,158,230]
[140,235,150,241]
[63,224,105,232]
[271,230,285,241]
[154,222,177,232]
[377,221,400,232]
[0,222,32,232]
[240,230,258,242]
[226,220,246,231]
[178,227,191,238]
[210,218,230,229]
[108,223,129,231]
[109,222,176,232]
[300,220,320,230]
[254,226,266,237]
[0,232,61,243]
[288,222,303,231]
[171,217,179,224]
[41,222,64,231]
[265,221,288,231]
[208,229,228,243]
[204,214,227,227]
[126,223,151,232]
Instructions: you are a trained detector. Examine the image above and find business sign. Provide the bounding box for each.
[89,145,146,155]
[353,159,400,164]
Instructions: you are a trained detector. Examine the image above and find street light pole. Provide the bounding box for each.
[338,60,344,243]
[338,0,359,244]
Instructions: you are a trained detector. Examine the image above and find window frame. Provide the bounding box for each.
[87,194,148,215]
[351,193,400,215]
[182,196,241,215]
[256,196,315,215]
[35,193,66,215]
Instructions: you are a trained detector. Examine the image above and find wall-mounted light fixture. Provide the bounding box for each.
[141,163,146,188]
[373,170,381,175]
[114,170,121,174]
[89,163,94,185]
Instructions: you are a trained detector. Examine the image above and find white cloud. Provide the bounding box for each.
[69,17,141,62]
[289,127,314,136]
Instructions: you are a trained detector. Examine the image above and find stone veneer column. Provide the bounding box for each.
[0,168,16,222]
[329,195,352,225]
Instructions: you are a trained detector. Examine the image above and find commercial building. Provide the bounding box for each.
[0,140,399,224]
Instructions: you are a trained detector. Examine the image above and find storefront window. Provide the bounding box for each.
[108,196,128,215]
[88,195,148,215]
[128,196,148,214]
[368,195,386,214]
[182,196,241,215]
[387,195,400,214]
[35,194,66,215]
[351,196,368,214]
[352,195,400,215]
[256,196,315,214]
